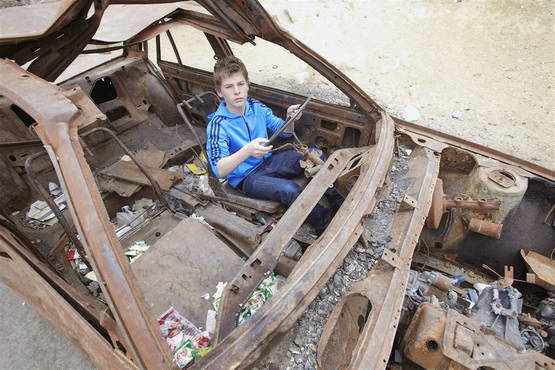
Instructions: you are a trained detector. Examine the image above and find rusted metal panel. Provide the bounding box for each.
[521,249,555,293]
[130,216,244,326]
[403,304,555,370]
[172,9,247,44]
[0,59,174,369]
[395,118,555,182]
[100,160,182,191]
[0,0,89,43]
[346,146,441,369]
[196,112,394,369]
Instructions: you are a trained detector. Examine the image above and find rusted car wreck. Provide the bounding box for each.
[1,1,554,369]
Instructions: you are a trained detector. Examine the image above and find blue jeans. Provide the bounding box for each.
[240,149,342,231]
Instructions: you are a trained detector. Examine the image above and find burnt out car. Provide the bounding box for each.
[0,1,554,369]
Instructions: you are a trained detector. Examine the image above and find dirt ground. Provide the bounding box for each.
[0,0,553,369]
[259,0,554,171]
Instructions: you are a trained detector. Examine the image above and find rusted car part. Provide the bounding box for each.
[426,178,501,229]
[266,97,312,146]
[80,127,169,207]
[411,251,493,286]
[0,225,135,369]
[24,150,85,253]
[214,146,365,341]
[6,0,109,82]
[0,59,173,368]
[124,214,244,327]
[521,249,555,293]
[544,204,555,226]
[0,153,31,211]
[403,303,555,369]
[317,146,440,369]
[467,217,503,238]
[197,113,393,368]
[100,159,182,191]
[395,120,555,182]
[334,150,365,198]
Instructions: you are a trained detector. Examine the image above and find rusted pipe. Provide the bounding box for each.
[444,197,500,210]
[468,218,503,239]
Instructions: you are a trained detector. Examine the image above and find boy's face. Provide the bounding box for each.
[217,71,249,114]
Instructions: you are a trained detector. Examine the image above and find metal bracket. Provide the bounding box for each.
[381,249,400,269]
[399,194,417,211]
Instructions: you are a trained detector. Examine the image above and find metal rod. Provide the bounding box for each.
[80,127,168,208]
[24,151,88,265]
[165,30,183,66]
[155,34,161,64]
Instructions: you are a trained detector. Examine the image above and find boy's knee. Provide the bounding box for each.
[276,182,302,205]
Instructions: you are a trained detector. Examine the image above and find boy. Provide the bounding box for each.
[206,56,339,231]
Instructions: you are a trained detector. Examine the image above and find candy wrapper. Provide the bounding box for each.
[158,307,212,368]
[238,273,277,325]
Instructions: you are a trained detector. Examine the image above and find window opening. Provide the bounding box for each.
[90,77,117,105]
[230,38,350,106]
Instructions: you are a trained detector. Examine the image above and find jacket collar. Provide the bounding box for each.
[208,99,252,120]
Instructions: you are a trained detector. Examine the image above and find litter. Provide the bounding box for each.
[451,111,462,119]
[238,273,279,325]
[185,163,206,176]
[190,213,213,230]
[84,271,98,282]
[66,248,81,260]
[205,309,216,336]
[26,194,67,223]
[158,307,212,368]
[48,182,61,196]
[201,293,210,300]
[124,240,150,263]
[211,281,227,311]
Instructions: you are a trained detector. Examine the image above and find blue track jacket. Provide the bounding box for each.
[206,98,285,187]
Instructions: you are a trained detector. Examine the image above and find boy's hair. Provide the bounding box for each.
[213,56,249,91]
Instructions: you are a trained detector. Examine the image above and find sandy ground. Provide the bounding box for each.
[0,0,553,369]
[259,0,554,171]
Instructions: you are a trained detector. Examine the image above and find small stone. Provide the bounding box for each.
[402,105,421,121]
[294,335,303,346]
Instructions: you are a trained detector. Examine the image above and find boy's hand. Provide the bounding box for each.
[284,104,302,133]
[244,138,272,158]
[287,104,302,120]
